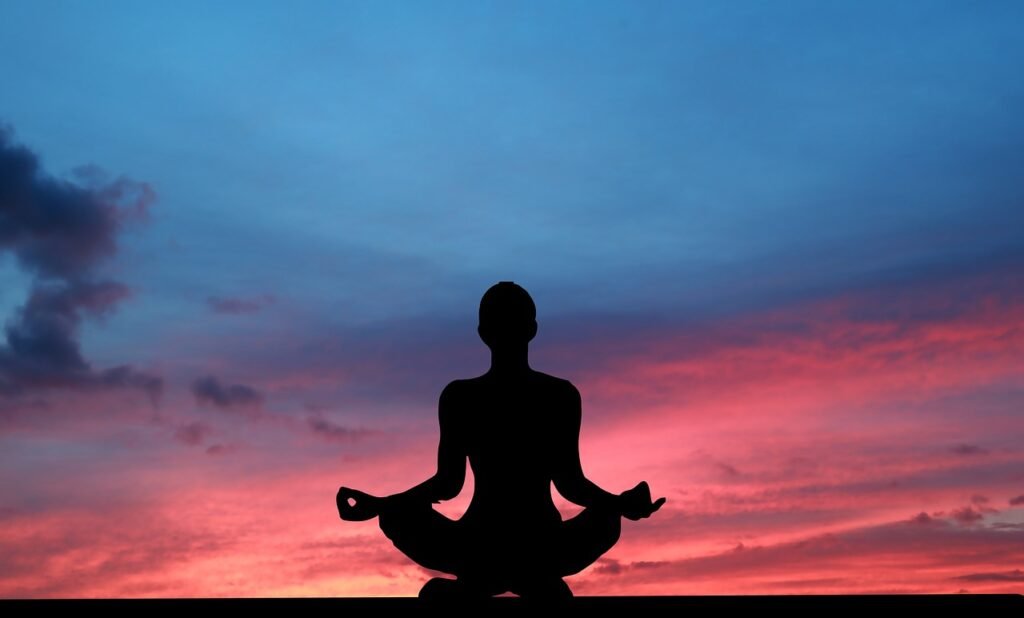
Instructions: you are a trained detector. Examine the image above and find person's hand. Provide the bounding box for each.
[619,481,666,521]
[336,486,383,521]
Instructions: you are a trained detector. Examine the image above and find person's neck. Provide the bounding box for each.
[488,346,531,375]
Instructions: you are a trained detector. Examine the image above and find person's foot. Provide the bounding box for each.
[418,577,497,600]
[512,577,573,600]
[418,577,461,599]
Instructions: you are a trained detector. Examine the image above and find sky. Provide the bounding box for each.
[1,0,1023,597]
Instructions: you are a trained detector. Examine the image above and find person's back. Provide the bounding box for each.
[336,281,664,598]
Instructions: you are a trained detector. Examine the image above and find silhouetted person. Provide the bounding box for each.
[337,281,665,599]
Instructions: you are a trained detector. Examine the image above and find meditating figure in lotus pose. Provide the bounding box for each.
[337,281,665,599]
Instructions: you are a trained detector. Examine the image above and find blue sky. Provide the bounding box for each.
[3,2,1022,336]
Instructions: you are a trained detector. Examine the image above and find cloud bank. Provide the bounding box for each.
[0,126,161,406]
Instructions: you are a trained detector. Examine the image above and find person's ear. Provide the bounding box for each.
[526,320,537,342]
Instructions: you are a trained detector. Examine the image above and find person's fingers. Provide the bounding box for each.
[337,487,373,514]
[633,496,666,519]
[337,493,355,519]
[339,487,371,502]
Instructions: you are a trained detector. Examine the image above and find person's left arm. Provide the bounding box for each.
[551,382,666,519]
[551,383,622,510]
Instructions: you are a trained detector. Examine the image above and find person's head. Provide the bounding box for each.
[477,281,537,350]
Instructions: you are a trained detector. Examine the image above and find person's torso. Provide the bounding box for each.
[456,371,568,531]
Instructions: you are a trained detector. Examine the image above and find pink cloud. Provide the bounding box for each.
[1,263,1022,597]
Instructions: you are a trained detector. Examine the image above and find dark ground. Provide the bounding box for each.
[3,595,1022,614]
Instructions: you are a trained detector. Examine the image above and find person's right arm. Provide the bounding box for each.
[386,381,467,505]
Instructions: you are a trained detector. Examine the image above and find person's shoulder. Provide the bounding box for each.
[531,371,580,399]
[439,376,484,403]
[440,378,469,399]
[438,380,471,424]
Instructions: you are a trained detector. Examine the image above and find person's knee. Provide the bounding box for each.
[378,501,432,541]
[578,508,621,556]
[378,509,403,541]
[601,512,622,548]
[555,511,622,578]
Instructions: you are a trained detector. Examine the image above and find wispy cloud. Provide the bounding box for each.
[951,444,989,456]
[206,295,276,316]
[306,416,373,443]
[953,569,1024,583]
[191,375,263,411]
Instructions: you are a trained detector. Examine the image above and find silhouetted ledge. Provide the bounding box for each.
[2,595,1022,613]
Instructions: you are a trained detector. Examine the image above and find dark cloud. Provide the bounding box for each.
[173,421,212,446]
[909,512,935,525]
[632,560,670,570]
[307,416,372,443]
[593,558,623,575]
[1010,495,1024,506]
[970,494,989,505]
[0,126,161,404]
[206,294,275,315]
[191,375,263,410]
[766,577,848,589]
[591,558,667,577]
[204,444,231,456]
[950,444,989,456]
[716,462,742,478]
[950,506,984,525]
[0,281,160,400]
[952,569,1024,583]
